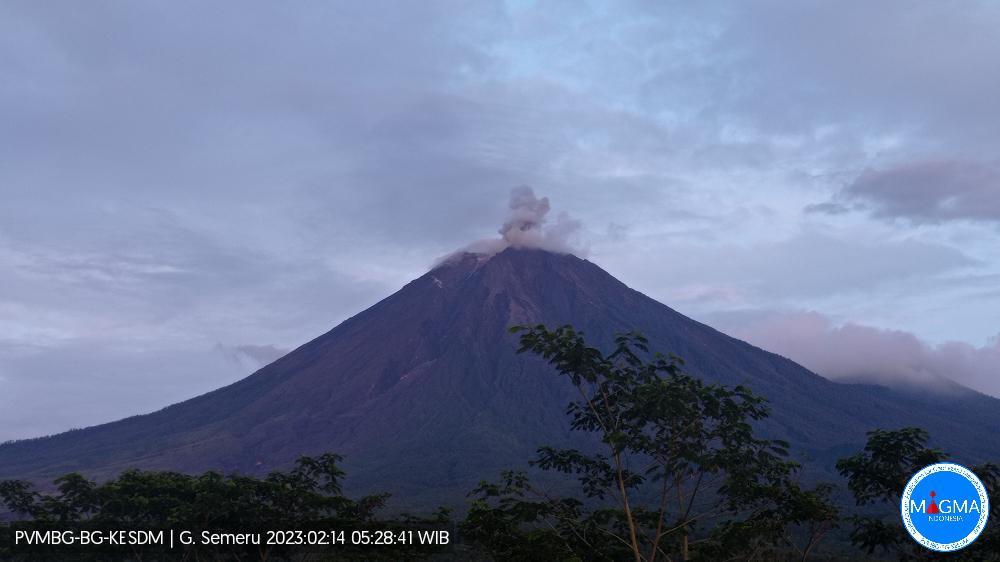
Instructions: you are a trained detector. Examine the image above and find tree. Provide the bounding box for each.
[462,325,837,561]
[837,428,1000,560]
[0,453,446,561]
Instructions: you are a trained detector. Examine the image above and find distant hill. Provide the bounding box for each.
[2,247,998,508]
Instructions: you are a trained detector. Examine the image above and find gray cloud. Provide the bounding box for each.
[803,202,853,216]
[716,310,1000,397]
[605,228,976,307]
[708,1,1000,142]
[816,160,1000,224]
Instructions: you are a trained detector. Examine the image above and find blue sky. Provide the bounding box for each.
[2,0,999,441]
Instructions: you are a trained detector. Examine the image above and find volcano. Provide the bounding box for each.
[2,248,998,507]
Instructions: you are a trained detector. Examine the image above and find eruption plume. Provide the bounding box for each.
[444,186,584,262]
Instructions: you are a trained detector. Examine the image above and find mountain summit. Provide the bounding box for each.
[2,248,998,506]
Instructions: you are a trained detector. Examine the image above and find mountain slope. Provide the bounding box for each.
[2,248,998,506]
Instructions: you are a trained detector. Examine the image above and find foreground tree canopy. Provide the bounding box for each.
[2,325,997,561]
[461,325,838,561]
[0,454,449,561]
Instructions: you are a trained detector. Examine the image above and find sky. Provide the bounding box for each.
[2,0,999,442]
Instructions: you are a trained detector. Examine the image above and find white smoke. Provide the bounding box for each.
[498,186,583,252]
[442,186,584,262]
[214,343,289,369]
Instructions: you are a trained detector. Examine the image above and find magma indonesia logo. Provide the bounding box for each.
[901,463,990,552]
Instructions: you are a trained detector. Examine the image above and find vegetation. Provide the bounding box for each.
[461,325,838,561]
[1,325,997,561]
[0,454,450,561]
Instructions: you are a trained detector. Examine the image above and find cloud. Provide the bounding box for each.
[710,1,1000,142]
[716,310,1000,397]
[803,201,853,215]
[814,160,1000,224]
[607,228,976,307]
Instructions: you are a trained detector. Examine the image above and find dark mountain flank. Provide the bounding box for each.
[2,248,998,507]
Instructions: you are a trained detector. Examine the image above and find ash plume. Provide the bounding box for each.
[445,187,584,262]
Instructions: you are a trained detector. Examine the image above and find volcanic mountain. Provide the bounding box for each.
[1,248,998,507]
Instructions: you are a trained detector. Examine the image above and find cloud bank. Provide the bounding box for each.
[813,160,1000,224]
[719,310,1000,397]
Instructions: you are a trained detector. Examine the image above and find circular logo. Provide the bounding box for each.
[901,463,990,552]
